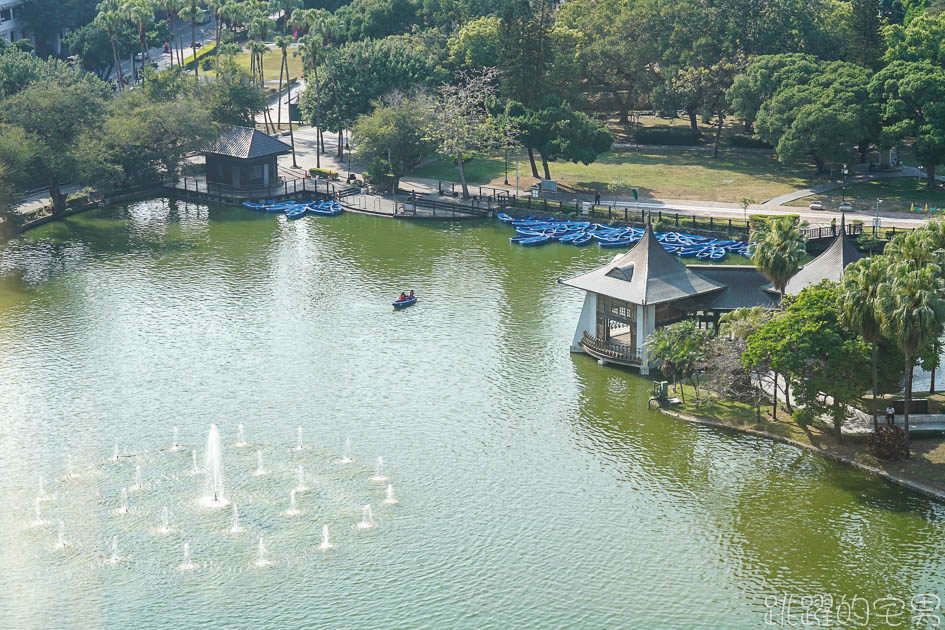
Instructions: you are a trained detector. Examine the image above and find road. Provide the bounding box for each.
[110,17,217,86]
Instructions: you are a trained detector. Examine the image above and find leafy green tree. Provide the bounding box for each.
[645,319,712,403]
[884,10,945,68]
[203,56,267,126]
[301,35,443,156]
[424,68,516,199]
[334,0,419,42]
[869,61,945,187]
[1,79,110,215]
[64,20,137,81]
[351,91,432,193]
[531,103,612,179]
[728,54,821,131]
[273,35,294,129]
[81,92,218,189]
[837,256,890,431]
[498,0,555,109]
[747,282,872,439]
[878,262,945,443]
[847,0,886,69]
[21,0,101,57]
[756,62,878,172]
[447,16,500,70]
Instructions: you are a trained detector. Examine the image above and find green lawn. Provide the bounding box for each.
[412,149,826,203]
[785,177,945,215]
[203,47,304,85]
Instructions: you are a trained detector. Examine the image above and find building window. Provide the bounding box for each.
[1,9,11,22]
[597,295,636,324]
[250,165,263,181]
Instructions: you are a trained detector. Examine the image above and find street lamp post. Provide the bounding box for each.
[841,164,849,203]
[504,147,509,186]
[875,199,882,236]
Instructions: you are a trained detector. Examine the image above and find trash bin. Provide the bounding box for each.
[581,201,592,215]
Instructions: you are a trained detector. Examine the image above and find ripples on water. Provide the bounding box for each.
[0,199,943,629]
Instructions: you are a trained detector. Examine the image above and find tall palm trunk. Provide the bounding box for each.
[931,362,937,395]
[904,353,913,447]
[110,36,122,92]
[312,62,321,168]
[871,341,878,433]
[277,50,285,129]
[191,12,198,85]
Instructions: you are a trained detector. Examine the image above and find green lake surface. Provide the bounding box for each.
[0,199,943,629]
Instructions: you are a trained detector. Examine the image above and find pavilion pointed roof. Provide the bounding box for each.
[204,126,291,159]
[561,223,725,305]
[784,214,863,294]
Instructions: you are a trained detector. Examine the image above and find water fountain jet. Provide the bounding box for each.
[198,425,228,508]
[285,489,300,516]
[132,465,143,491]
[116,487,129,515]
[318,525,332,551]
[34,497,45,526]
[253,450,266,476]
[191,449,200,475]
[370,456,389,482]
[295,426,305,450]
[338,438,353,464]
[235,424,247,447]
[108,536,120,564]
[384,484,398,505]
[56,520,65,549]
[178,542,196,571]
[356,504,376,530]
[255,536,274,567]
[228,504,243,534]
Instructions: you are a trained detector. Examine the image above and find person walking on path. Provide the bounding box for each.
[886,404,896,425]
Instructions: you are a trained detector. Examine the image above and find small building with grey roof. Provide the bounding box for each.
[560,218,859,374]
[203,126,291,189]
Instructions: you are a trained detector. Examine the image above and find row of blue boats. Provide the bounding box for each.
[242,199,344,219]
[496,213,750,261]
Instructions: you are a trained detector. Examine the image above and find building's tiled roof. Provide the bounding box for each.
[684,265,780,310]
[784,217,863,294]
[204,126,291,159]
[561,225,725,305]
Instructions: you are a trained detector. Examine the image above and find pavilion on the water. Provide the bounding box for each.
[561,216,860,374]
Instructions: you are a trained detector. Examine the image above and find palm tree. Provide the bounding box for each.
[837,257,889,433]
[269,0,303,36]
[206,0,226,62]
[122,0,154,83]
[273,35,292,130]
[95,0,125,93]
[179,1,200,85]
[878,262,945,446]
[155,0,182,66]
[750,216,805,414]
[750,217,806,296]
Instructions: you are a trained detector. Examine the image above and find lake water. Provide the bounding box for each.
[0,199,943,629]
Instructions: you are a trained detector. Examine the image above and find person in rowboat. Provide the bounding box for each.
[408,290,415,300]
[398,292,407,302]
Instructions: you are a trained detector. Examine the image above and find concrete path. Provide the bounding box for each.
[763,166,942,206]
[14,185,83,215]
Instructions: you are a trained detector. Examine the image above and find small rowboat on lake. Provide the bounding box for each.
[393,296,418,309]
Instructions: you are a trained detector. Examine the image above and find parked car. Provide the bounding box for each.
[809,201,825,211]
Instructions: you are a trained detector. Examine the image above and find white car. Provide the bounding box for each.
[808,201,825,211]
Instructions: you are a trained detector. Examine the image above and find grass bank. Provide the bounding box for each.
[412,149,825,203]
[785,177,945,215]
[668,383,945,497]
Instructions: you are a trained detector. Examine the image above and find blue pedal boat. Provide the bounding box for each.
[393,296,418,309]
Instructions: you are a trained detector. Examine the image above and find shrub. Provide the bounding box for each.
[854,452,881,468]
[635,126,701,146]
[182,41,217,70]
[308,167,338,180]
[868,425,910,461]
[200,57,214,72]
[728,134,772,149]
[653,219,674,232]
[856,233,884,253]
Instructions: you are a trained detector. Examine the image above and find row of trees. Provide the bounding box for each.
[648,216,945,457]
[0,47,266,221]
